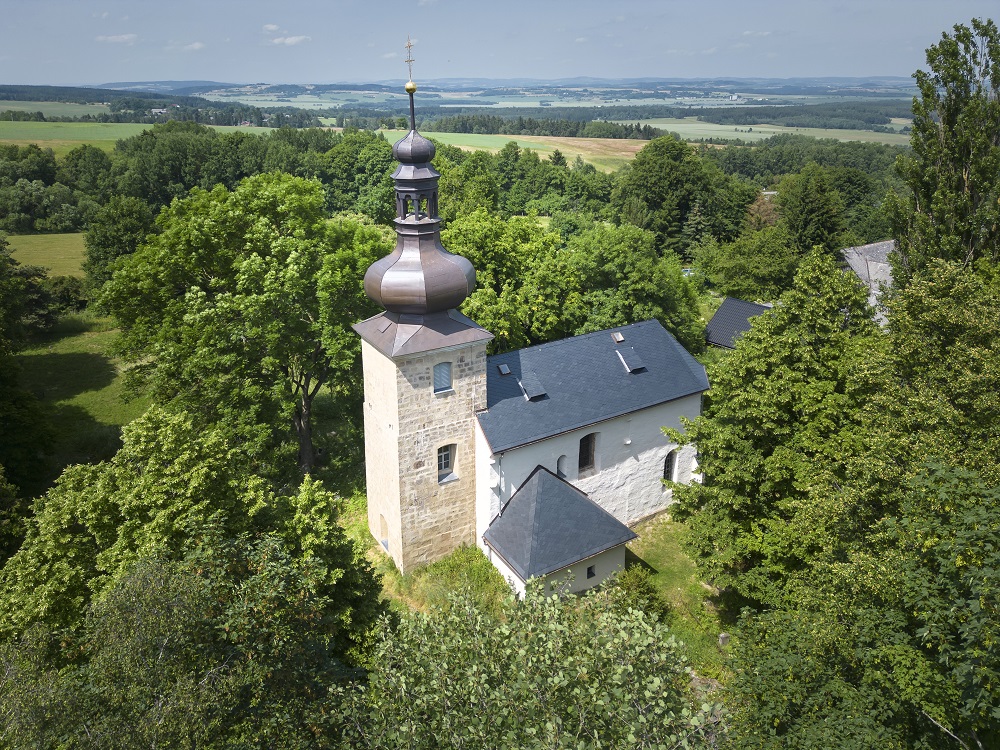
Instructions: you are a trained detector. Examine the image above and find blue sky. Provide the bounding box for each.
[1,0,996,86]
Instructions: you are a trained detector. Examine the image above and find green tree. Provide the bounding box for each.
[695,223,799,301]
[525,222,704,351]
[1,512,383,748]
[776,162,845,253]
[727,463,1000,750]
[0,407,384,648]
[83,194,158,289]
[57,144,113,201]
[612,136,753,256]
[669,251,877,605]
[340,583,723,749]
[889,18,1000,281]
[101,174,390,474]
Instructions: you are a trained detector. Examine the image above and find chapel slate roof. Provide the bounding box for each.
[705,297,771,349]
[841,240,894,320]
[483,466,638,581]
[476,320,708,454]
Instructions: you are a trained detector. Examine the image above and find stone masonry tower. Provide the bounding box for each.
[353,72,492,573]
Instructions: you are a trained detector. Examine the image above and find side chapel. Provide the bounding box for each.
[353,78,708,594]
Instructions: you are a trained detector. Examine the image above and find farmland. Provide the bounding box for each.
[0,100,111,118]
[621,116,912,146]
[0,120,276,156]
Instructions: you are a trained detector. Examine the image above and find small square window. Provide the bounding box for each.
[586,565,596,579]
[433,362,452,394]
[437,444,456,483]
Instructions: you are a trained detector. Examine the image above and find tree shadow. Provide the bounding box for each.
[707,587,758,628]
[17,351,117,403]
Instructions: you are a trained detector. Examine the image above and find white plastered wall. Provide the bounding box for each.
[483,544,628,597]
[475,392,702,543]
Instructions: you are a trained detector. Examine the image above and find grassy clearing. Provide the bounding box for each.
[338,491,509,614]
[7,232,86,277]
[0,100,111,117]
[17,313,149,496]
[627,513,729,680]
[624,117,911,146]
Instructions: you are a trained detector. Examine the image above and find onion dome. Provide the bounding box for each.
[363,80,477,316]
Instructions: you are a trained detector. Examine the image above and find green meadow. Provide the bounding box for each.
[0,100,111,118]
[0,121,276,156]
[625,116,911,146]
[7,232,86,277]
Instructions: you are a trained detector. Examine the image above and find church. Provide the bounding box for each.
[353,80,708,593]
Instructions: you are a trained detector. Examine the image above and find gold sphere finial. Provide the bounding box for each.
[405,80,417,94]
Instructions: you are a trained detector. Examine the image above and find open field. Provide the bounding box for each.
[411,131,647,171]
[17,314,150,496]
[7,232,86,277]
[625,116,911,146]
[0,121,276,156]
[0,100,111,117]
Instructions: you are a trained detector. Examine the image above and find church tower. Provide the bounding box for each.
[353,71,492,573]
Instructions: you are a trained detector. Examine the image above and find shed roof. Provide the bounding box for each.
[483,466,638,581]
[476,320,708,454]
[705,297,770,349]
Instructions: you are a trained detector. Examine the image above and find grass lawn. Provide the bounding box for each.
[338,491,510,615]
[627,513,730,680]
[16,314,149,496]
[7,232,86,277]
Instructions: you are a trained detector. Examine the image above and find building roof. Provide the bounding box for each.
[483,466,638,581]
[705,297,771,349]
[477,320,708,454]
[353,309,493,358]
[841,240,894,318]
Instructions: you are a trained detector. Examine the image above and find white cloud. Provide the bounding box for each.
[701,47,718,55]
[263,23,280,32]
[575,37,588,43]
[184,41,205,51]
[742,30,771,37]
[382,51,398,59]
[95,33,137,44]
[271,35,311,46]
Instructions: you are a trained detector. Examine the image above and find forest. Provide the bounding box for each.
[0,17,998,750]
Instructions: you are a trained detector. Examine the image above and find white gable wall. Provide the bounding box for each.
[484,544,628,597]
[475,392,701,547]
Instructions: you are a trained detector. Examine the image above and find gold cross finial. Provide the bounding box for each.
[405,36,415,81]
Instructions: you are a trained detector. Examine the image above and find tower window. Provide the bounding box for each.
[438,444,456,483]
[664,450,676,482]
[556,454,568,478]
[579,432,597,474]
[433,362,452,394]
[586,564,596,579]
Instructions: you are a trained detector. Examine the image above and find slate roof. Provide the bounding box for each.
[482,466,638,581]
[841,240,894,319]
[477,320,708,454]
[353,309,493,358]
[705,297,771,349]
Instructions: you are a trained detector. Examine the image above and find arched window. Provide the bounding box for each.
[433,362,452,394]
[663,450,677,482]
[579,432,597,473]
[556,454,568,478]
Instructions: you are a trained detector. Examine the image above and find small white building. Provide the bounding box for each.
[354,84,708,593]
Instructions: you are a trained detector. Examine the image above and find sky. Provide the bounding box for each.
[1,0,996,86]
